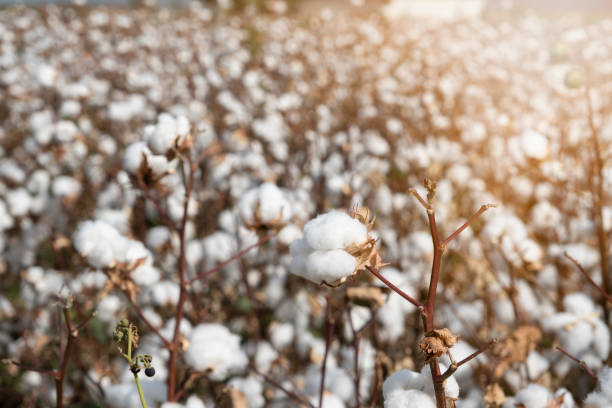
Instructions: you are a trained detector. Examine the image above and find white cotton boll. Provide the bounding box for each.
[563,292,595,315]
[185,396,207,408]
[553,388,575,408]
[35,64,57,87]
[144,113,189,155]
[383,369,425,398]
[228,376,265,408]
[202,231,237,264]
[22,371,42,388]
[185,324,248,381]
[150,281,180,306]
[55,120,79,142]
[6,188,32,217]
[305,365,354,403]
[186,240,204,267]
[365,131,390,156]
[593,320,610,360]
[519,130,549,160]
[384,389,436,408]
[375,185,393,216]
[291,248,356,285]
[493,294,516,325]
[278,224,302,246]
[311,393,346,408]
[59,100,81,118]
[526,351,550,379]
[0,161,26,184]
[123,142,150,174]
[512,384,551,408]
[147,226,171,250]
[255,341,278,372]
[51,176,81,198]
[73,220,123,268]
[303,211,367,250]
[269,322,294,349]
[0,200,14,230]
[239,183,292,226]
[96,295,122,322]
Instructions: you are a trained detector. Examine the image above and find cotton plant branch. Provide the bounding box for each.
[249,362,315,408]
[437,338,498,383]
[7,297,96,408]
[364,182,495,408]
[555,346,598,380]
[565,251,612,304]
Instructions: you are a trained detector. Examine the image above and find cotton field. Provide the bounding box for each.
[2,1,612,407]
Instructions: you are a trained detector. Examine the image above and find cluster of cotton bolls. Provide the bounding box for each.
[4,1,612,407]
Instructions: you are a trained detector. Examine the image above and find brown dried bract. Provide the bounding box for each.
[350,205,376,231]
[218,386,248,408]
[419,328,458,361]
[484,383,506,406]
[492,325,542,378]
[244,201,287,232]
[346,286,385,307]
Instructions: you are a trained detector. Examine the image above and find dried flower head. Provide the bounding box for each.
[419,328,459,361]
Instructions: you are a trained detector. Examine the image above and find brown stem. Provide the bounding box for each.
[365,266,422,308]
[249,363,315,408]
[565,252,612,303]
[168,157,197,401]
[437,338,498,383]
[585,74,611,319]
[556,346,598,380]
[441,204,496,247]
[189,233,273,285]
[121,289,171,348]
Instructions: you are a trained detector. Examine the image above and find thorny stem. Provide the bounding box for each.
[556,346,598,380]
[565,252,612,304]
[249,363,315,408]
[585,73,611,320]
[319,296,334,408]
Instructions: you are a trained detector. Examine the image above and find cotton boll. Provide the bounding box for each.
[526,351,550,380]
[255,341,278,372]
[269,322,294,349]
[55,120,79,142]
[519,130,548,160]
[96,295,122,323]
[364,131,390,156]
[6,188,32,217]
[383,369,425,398]
[185,396,207,408]
[311,393,346,408]
[150,281,180,306]
[384,389,436,408]
[123,142,151,174]
[305,365,355,403]
[51,175,82,198]
[278,224,302,246]
[228,376,265,408]
[303,211,367,250]
[185,324,248,381]
[512,384,551,408]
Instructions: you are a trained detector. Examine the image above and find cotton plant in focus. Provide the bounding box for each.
[289,207,384,286]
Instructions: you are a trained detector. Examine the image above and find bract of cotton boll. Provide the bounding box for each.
[123,141,171,177]
[144,113,191,154]
[185,324,248,381]
[228,376,265,408]
[238,182,292,229]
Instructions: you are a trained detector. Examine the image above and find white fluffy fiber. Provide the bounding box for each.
[123,141,171,177]
[290,211,367,285]
[238,182,292,225]
[502,384,575,408]
[585,367,612,407]
[143,113,190,155]
[383,366,459,408]
[185,323,248,381]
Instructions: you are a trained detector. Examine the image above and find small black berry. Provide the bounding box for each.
[130,366,140,374]
[145,367,155,377]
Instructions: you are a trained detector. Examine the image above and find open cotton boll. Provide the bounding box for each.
[254,341,278,372]
[303,211,367,251]
[269,322,294,349]
[519,130,549,160]
[123,142,151,174]
[305,365,355,404]
[228,376,265,408]
[383,369,425,398]
[384,389,436,408]
[504,384,551,408]
[584,367,612,407]
[290,247,356,285]
[144,113,190,154]
[185,324,248,381]
[6,188,32,217]
[238,182,292,227]
[278,224,302,246]
[310,393,346,408]
[73,220,123,268]
[51,175,81,198]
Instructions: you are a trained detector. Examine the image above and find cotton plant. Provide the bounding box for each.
[289,206,384,286]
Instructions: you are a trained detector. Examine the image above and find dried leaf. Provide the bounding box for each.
[346,286,385,307]
[492,326,541,378]
[484,383,506,406]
